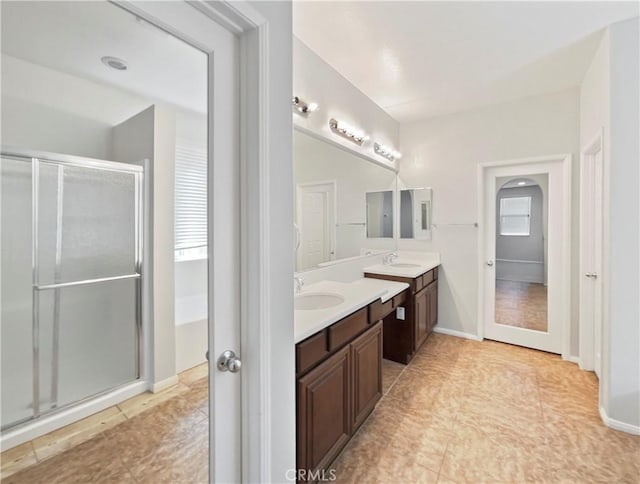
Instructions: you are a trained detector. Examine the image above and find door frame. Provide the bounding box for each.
[114,1,286,482]
[296,180,337,269]
[579,128,605,373]
[477,154,572,359]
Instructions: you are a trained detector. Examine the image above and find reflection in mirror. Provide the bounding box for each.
[494,176,548,332]
[294,129,396,272]
[399,188,432,240]
[366,191,394,238]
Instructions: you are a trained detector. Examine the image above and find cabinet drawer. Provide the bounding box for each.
[422,270,434,287]
[297,330,329,375]
[415,276,424,292]
[329,308,368,351]
[369,299,393,323]
[393,290,407,308]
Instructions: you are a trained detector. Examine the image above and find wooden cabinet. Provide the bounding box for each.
[297,346,351,480]
[365,267,439,364]
[296,313,383,482]
[351,322,383,431]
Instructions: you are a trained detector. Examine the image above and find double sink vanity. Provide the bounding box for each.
[294,253,440,480]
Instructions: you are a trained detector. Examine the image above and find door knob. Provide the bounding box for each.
[217,350,242,373]
[486,260,494,267]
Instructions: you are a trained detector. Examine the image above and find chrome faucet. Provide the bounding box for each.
[294,276,305,294]
[383,252,398,265]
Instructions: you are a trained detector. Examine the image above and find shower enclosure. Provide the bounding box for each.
[1,149,143,431]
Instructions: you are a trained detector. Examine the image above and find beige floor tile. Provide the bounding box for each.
[381,359,405,395]
[4,434,135,484]
[178,362,209,387]
[117,382,190,419]
[31,406,126,461]
[0,442,38,480]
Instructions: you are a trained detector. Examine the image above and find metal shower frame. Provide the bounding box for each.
[1,147,144,421]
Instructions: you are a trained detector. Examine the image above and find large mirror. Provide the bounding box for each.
[294,129,396,272]
[399,187,433,240]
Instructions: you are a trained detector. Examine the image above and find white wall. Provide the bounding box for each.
[398,89,580,352]
[112,106,177,387]
[579,16,640,431]
[606,17,639,429]
[293,37,400,171]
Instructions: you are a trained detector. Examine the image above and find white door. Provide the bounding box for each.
[481,158,571,354]
[125,2,242,482]
[580,134,604,376]
[297,183,335,270]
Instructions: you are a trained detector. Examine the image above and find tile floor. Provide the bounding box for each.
[495,280,548,332]
[1,364,208,483]
[332,334,640,483]
[3,336,639,484]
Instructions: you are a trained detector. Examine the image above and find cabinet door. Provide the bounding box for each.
[427,281,438,335]
[297,346,351,479]
[351,322,383,430]
[414,287,429,350]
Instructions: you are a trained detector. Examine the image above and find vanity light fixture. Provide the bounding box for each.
[292,96,319,116]
[328,118,369,145]
[373,142,402,162]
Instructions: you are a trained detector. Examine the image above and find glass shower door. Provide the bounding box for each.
[1,156,34,428]
[34,159,142,414]
[0,152,143,429]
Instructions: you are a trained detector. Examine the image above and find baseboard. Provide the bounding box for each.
[433,326,482,341]
[150,375,179,393]
[599,406,640,435]
[564,355,581,365]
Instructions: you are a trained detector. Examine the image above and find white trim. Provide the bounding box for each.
[477,154,572,357]
[149,375,179,393]
[433,326,483,341]
[564,355,581,365]
[600,406,640,435]
[0,381,147,451]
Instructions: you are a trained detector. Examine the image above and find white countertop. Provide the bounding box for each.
[363,257,440,279]
[294,278,409,343]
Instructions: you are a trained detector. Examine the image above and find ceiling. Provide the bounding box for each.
[1,1,207,115]
[293,1,639,123]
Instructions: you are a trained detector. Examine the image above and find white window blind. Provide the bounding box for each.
[499,196,531,236]
[175,142,207,260]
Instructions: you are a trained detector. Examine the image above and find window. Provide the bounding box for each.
[499,196,531,236]
[175,142,207,261]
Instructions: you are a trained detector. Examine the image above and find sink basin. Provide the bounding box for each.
[389,263,421,268]
[295,293,345,311]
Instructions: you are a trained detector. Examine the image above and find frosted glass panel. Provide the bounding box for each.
[1,156,34,429]
[38,278,138,410]
[38,163,138,285]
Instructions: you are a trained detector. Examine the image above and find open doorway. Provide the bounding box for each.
[0,1,210,480]
[494,176,548,332]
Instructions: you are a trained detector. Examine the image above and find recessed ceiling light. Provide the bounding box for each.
[517,181,526,186]
[101,56,128,71]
